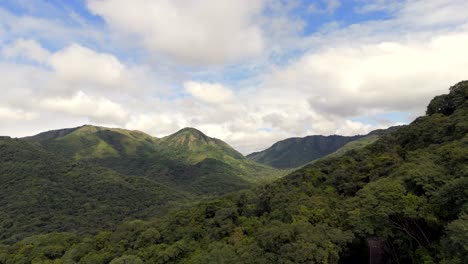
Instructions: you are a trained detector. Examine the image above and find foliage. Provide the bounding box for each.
[26,125,286,196]
[247,126,401,169]
[247,134,364,169]
[1,81,467,263]
[324,135,380,159]
[0,138,187,243]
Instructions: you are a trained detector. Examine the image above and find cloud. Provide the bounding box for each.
[184,81,235,104]
[355,0,468,29]
[3,0,468,155]
[86,0,265,64]
[126,113,185,137]
[268,32,468,119]
[1,39,150,97]
[40,91,128,124]
[0,106,38,120]
[354,0,402,14]
[2,38,51,62]
[309,0,342,14]
[0,7,104,50]
[397,0,468,28]
[49,44,125,86]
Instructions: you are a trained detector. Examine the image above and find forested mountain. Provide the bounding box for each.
[321,126,405,161]
[25,126,284,196]
[247,126,401,169]
[156,127,284,183]
[157,127,245,163]
[247,135,363,169]
[0,137,186,244]
[1,81,465,263]
[0,125,285,245]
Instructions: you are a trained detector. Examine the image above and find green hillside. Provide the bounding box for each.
[157,127,245,163]
[24,125,159,160]
[247,134,364,169]
[0,137,186,244]
[248,126,403,169]
[319,126,404,161]
[325,135,380,159]
[25,126,285,195]
[156,127,285,183]
[3,81,465,263]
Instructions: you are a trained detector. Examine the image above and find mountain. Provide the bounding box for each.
[0,125,284,242]
[24,125,159,160]
[3,81,465,263]
[0,137,186,243]
[323,126,404,160]
[157,127,285,183]
[25,125,285,195]
[247,134,364,169]
[247,126,403,169]
[157,127,244,163]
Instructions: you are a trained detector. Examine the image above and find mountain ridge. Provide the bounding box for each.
[2,81,466,263]
[247,134,364,169]
[247,126,403,169]
[0,137,187,243]
[24,124,286,196]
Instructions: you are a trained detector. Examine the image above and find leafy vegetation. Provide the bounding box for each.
[0,138,187,244]
[0,125,284,245]
[26,126,286,196]
[247,134,365,169]
[248,126,402,169]
[1,82,466,263]
[156,127,286,183]
[324,135,380,159]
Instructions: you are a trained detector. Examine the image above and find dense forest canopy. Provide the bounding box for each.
[0,81,467,264]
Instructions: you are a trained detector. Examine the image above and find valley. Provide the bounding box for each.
[0,81,466,263]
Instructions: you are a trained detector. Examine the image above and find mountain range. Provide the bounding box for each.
[247,126,402,169]
[0,115,384,245]
[0,81,466,263]
[1,125,289,243]
[24,125,285,192]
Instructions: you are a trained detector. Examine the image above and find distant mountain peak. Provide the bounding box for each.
[157,127,247,164]
[24,124,155,142]
[174,127,209,139]
[163,127,215,147]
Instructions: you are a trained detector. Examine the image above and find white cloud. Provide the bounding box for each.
[397,0,468,28]
[2,38,51,62]
[1,40,130,92]
[3,0,468,155]
[0,106,38,121]
[184,81,235,104]
[40,91,128,124]
[86,0,265,64]
[268,32,468,119]
[354,0,403,14]
[309,0,342,14]
[126,113,186,137]
[49,44,125,86]
[0,7,104,50]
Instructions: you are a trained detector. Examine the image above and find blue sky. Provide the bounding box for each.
[0,0,393,66]
[1,0,468,153]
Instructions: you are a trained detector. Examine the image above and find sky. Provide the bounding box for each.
[1,0,468,154]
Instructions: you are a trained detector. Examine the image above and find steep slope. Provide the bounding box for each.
[25,126,284,195]
[248,126,403,169]
[157,127,285,183]
[0,137,186,243]
[24,125,158,160]
[247,134,364,168]
[157,127,244,163]
[323,126,403,160]
[5,81,465,263]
